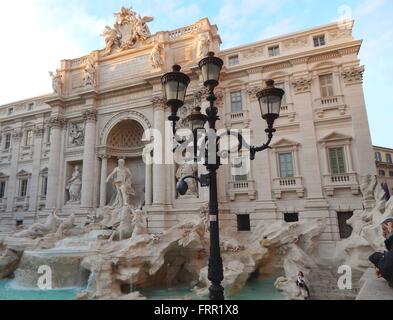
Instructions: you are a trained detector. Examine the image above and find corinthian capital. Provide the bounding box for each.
[151,95,165,109]
[49,116,66,129]
[12,129,23,141]
[342,66,365,85]
[292,77,312,94]
[83,109,98,123]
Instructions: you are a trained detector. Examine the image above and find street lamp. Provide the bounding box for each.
[161,52,284,300]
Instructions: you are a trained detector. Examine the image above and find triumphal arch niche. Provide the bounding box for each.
[99,117,147,211]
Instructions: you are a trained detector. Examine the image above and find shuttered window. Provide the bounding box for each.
[329,147,346,174]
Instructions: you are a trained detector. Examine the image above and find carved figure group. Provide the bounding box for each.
[102,7,154,55]
[49,69,63,95]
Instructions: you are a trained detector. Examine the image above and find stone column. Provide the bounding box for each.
[81,109,97,209]
[46,116,66,210]
[6,128,23,213]
[152,96,166,205]
[99,154,108,208]
[28,126,44,212]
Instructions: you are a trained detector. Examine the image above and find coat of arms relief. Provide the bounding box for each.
[102,7,154,56]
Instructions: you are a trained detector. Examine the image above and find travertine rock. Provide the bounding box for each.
[275,277,308,300]
[336,175,393,270]
[0,249,21,279]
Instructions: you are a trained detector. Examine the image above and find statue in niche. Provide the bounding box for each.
[66,166,82,204]
[197,33,211,58]
[83,56,97,87]
[176,163,198,197]
[69,123,84,147]
[150,42,163,69]
[49,69,63,95]
[106,159,135,209]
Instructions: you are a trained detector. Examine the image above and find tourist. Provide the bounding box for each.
[296,271,310,299]
[381,217,393,251]
[369,252,393,288]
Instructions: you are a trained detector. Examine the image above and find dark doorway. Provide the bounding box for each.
[337,212,354,239]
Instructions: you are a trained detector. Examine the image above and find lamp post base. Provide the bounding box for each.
[209,284,225,300]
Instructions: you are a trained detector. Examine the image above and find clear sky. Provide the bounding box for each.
[0,0,392,147]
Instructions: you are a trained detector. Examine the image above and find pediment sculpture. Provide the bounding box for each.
[102,6,154,56]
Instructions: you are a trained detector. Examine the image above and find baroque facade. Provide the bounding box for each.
[0,8,376,256]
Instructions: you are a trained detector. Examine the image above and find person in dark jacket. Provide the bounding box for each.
[381,218,393,251]
[369,252,393,288]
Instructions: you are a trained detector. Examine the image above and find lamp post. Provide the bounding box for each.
[161,52,284,300]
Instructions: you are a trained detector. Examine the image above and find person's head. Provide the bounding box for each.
[298,271,304,277]
[75,165,79,171]
[369,252,384,268]
[381,218,393,236]
[118,159,125,167]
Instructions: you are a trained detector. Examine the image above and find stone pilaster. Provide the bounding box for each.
[152,96,166,205]
[81,109,97,209]
[6,128,23,213]
[46,116,66,210]
[28,126,45,213]
[99,154,108,208]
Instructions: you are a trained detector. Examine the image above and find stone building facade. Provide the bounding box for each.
[0,10,376,255]
[374,146,393,195]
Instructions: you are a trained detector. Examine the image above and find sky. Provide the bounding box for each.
[0,0,392,147]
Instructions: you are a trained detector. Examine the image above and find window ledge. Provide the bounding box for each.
[273,177,305,199]
[323,173,359,196]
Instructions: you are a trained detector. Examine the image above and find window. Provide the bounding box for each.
[284,212,299,223]
[230,91,243,113]
[19,179,28,197]
[25,129,34,146]
[279,153,294,178]
[386,154,392,164]
[8,108,13,115]
[337,212,354,239]
[313,35,326,47]
[28,103,34,111]
[0,181,6,199]
[379,170,386,177]
[46,127,51,143]
[275,83,287,106]
[237,214,251,231]
[228,55,239,66]
[231,156,249,181]
[41,176,48,196]
[268,45,280,57]
[4,134,11,150]
[375,152,382,162]
[329,147,346,174]
[389,171,393,177]
[319,74,334,97]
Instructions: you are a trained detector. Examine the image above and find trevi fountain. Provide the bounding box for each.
[0,172,391,300]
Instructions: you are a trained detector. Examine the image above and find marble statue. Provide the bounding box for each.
[101,7,154,55]
[150,43,163,69]
[83,56,97,87]
[197,33,210,58]
[109,206,134,241]
[131,209,148,238]
[13,210,61,239]
[66,166,82,204]
[102,26,120,55]
[49,69,63,95]
[176,163,198,197]
[106,159,135,209]
[68,123,84,147]
[55,214,76,238]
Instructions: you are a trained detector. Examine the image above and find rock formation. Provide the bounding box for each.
[335,175,393,271]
